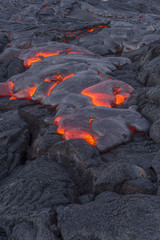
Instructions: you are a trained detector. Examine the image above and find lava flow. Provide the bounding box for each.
[81,80,134,108]
[23,49,86,68]
[54,116,97,146]
[44,73,75,96]
[10,86,37,100]
[24,51,61,67]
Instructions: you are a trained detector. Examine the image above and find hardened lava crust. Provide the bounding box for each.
[0,0,160,239]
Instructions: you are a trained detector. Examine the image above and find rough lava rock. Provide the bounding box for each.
[0,0,160,239]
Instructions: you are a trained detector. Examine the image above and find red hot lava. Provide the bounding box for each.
[54,116,97,146]
[23,49,86,68]
[44,73,75,96]
[81,80,134,108]
[10,86,37,100]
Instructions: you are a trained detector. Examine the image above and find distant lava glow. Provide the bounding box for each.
[65,25,107,42]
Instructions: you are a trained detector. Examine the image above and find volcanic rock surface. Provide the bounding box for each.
[0,0,160,239]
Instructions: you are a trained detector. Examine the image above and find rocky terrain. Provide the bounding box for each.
[0,0,160,239]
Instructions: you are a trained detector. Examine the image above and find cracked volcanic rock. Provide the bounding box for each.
[0,0,160,239]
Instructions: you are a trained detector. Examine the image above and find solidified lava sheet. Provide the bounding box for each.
[0,0,160,239]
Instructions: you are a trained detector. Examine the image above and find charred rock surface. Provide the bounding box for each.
[0,0,160,239]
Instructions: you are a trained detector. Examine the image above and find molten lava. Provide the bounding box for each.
[54,116,97,146]
[64,129,97,146]
[24,49,86,67]
[44,73,75,96]
[10,86,37,100]
[24,51,61,67]
[81,80,134,108]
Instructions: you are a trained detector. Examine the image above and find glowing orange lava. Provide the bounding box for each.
[89,118,96,130]
[98,72,114,80]
[44,73,75,95]
[81,81,133,108]
[54,116,97,146]
[10,86,37,100]
[24,49,86,67]
[82,91,113,107]
[64,129,97,146]
[24,51,61,67]
[47,83,57,96]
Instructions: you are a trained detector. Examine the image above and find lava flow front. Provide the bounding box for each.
[54,116,97,146]
[81,80,134,108]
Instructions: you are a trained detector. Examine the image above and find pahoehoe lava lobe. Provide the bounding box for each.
[0,0,160,239]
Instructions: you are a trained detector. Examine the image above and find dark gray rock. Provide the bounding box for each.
[57,191,160,240]
[0,110,29,180]
[0,157,77,239]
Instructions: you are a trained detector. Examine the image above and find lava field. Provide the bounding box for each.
[0,0,160,239]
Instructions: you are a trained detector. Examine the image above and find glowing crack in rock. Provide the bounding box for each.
[43,73,75,96]
[23,49,87,67]
[81,80,134,107]
[65,25,108,42]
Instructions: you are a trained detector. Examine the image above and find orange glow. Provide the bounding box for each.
[47,83,57,96]
[64,129,97,146]
[81,81,133,108]
[10,86,37,100]
[54,116,97,146]
[89,118,96,130]
[89,118,96,124]
[98,72,113,80]
[24,49,86,67]
[88,28,95,32]
[24,57,41,67]
[62,73,74,81]
[54,116,64,134]
[36,51,60,58]
[43,6,51,8]
[44,78,51,82]
[44,73,75,96]
[81,91,113,107]
[24,51,61,67]
[44,73,74,83]
[115,94,125,105]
